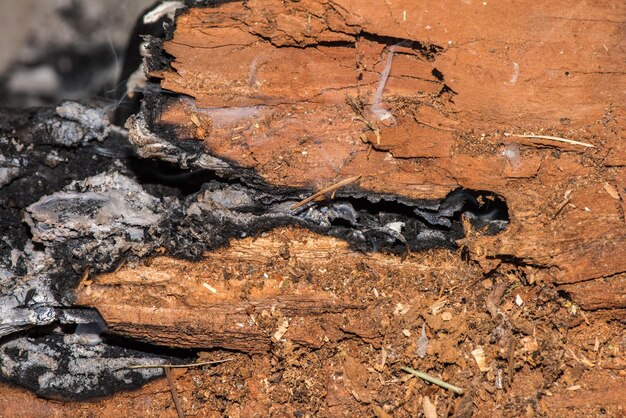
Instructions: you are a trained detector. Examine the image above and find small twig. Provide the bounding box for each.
[164,367,184,418]
[579,309,591,326]
[565,347,595,368]
[504,132,595,148]
[401,367,465,395]
[506,338,516,389]
[552,190,573,219]
[127,358,234,369]
[443,392,454,417]
[113,256,127,273]
[290,175,362,210]
[78,266,92,288]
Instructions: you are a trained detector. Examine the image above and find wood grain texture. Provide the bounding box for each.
[133,0,626,299]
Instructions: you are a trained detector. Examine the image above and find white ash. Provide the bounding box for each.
[48,102,111,146]
[26,171,164,245]
[0,154,21,187]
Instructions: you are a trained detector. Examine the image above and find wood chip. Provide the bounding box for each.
[430,298,447,315]
[202,282,217,293]
[273,319,289,341]
[471,346,491,372]
[404,377,417,401]
[423,396,437,418]
[394,303,410,316]
[372,405,393,418]
[603,183,621,200]
[189,113,201,127]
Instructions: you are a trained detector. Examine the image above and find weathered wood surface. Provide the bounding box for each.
[130,0,626,308]
[77,228,476,352]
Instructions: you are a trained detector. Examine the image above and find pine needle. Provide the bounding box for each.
[504,132,595,148]
[401,367,465,394]
[127,358,234,369]
[290,175,362,210]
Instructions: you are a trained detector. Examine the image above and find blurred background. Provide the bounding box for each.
[0,0,155,108]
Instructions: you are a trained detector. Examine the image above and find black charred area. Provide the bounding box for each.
[0,105,118,274]
[360,32,444,61]
[165,183,508,259]
[112,7,178,125]
[0,331,187,401]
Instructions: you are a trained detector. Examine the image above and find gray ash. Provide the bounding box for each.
[0,332,171,401]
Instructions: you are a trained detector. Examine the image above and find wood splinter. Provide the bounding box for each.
[552,190,573,219]
[290,175,362,210]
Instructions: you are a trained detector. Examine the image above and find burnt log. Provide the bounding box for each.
[0,1,625,416]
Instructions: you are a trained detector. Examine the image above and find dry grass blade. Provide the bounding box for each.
[401,367,465,394]
[127,358,234,369]
[552,190,573,219]
[504,132,595,148]
[290,175,362,210]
